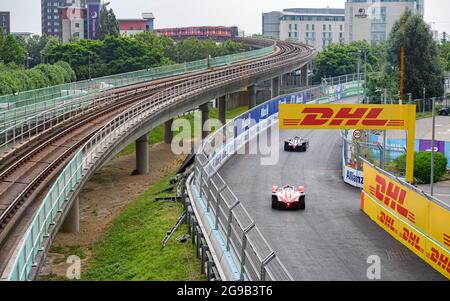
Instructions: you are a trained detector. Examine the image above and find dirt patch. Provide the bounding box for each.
[39,143,186,278]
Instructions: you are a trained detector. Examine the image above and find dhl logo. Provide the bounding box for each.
[282,107,405,128]
[369,175,416,224]
[444,233,450,248]
[378,211,396,233]
[401,228,423,252]
[429,248,450,275]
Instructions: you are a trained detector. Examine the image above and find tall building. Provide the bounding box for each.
[0,11,10,35]
[262,8,345,51]
[345,0,425,44]
[61,6,85,42]
[262,11,283,39]
[41,0,104,40]
[42,1,85,38]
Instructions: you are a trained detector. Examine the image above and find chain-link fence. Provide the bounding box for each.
[342,130,407,179]
[366,95,450,113]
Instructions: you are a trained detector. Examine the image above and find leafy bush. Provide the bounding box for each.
[0,61,77,96]
[395,151,448,184]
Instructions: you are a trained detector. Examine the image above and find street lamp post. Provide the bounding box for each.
[349,51,365,103]
[363,49,367,104]
[357,59,361,103]
[423,87,426,113]
[88,52,92,81]
[431,97,436,195]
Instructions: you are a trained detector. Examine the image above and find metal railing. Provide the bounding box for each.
[188,74,365,281]
[342,130,407,180]
[0,43,276,155]
[192,153,291,281]
[0,45,275,111]
[2,40,314,281]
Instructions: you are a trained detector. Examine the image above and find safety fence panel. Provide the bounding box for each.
[4,152,83,281]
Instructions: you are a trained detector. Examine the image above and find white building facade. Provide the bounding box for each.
[345,0,424,44]
[263,8,346,52]
[279,10,345,51]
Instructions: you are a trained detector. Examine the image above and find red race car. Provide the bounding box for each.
[271,185,306,210]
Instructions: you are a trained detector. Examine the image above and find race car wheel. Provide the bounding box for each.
[299,196,306,210]
[272,196,279,209]
[284,143,289,151]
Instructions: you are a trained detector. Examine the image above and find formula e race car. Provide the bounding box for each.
[271,185,306,210]
[284,137,309,152]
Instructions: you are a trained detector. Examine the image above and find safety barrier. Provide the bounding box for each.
[0,43,275,154]
[1,41,314,281]
[189,76,365,280]
[361,160,450,279]
[341,130,406,188]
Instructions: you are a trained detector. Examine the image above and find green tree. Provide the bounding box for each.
[386,9,444,99]
[0,34,26,65]
[25,35,57,68]
[98,4,120,40]
[313,43,360,82]
[439,42,450,71]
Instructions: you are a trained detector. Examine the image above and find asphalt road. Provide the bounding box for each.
[387,116,450,140]
[220,101,445,280]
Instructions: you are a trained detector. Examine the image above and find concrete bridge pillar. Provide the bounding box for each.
[217,95,227,125]
[61,198,80,233]
[271,77,280,98]
[301,65,308,87]
[164,119,173,144]
[199,102,211,139]
[248,85,256,109]
[136,134,149,175]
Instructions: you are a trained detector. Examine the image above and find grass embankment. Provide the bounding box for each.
[82,173,206,281]
[118,106,249,157]
[80,106,248,280]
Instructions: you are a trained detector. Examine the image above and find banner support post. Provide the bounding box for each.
[406,105,416,183]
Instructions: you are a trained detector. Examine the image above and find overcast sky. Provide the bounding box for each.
[1,0,449,35]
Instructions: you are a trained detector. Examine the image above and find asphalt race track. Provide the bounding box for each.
[220,99,445,280]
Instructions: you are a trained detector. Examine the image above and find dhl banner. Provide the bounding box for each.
[279,104,416,130]
[362,191,450,279]
[363,162,450,249]
[362,162,450,279]
[279,104,417,182]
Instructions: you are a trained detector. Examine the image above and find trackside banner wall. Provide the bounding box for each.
[204,80,363,174]
[362,162,450,279]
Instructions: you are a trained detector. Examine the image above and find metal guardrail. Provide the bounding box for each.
[192,153,291,281]
[189,75,365,281]
[1,40,313,281]
[0,44,275,155]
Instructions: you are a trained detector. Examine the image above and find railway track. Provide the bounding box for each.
[0,39,315,278]
[0,63,235,226]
